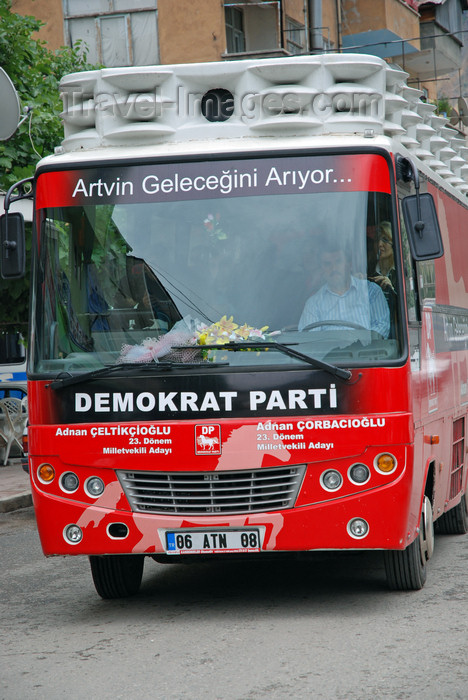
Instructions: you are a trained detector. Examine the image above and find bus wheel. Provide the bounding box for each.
[435,492,468,535]
[89,554,145,599]
[384,496,434,591]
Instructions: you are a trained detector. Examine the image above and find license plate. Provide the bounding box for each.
[165,529,261,555]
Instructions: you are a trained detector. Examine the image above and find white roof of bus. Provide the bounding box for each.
[43,53,468,199]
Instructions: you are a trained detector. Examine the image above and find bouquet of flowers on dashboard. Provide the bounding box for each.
[118,315,274,363]
[195,315,269,345]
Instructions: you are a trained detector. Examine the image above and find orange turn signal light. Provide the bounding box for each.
[38,463,55,483]
[424,435,439,445]
[375,453,396,473]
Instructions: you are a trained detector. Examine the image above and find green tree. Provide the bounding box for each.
[0,0,96,190]
[0,0,97,339]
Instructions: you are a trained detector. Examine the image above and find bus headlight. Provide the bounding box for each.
[61,471,79,493]
[320,469,343,491]
[64,524,83,544]
[347,518,369,539]
[86,477,105,498]
[349,463,370,484]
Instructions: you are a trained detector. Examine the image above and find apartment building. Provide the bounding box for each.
[10,0,468,101]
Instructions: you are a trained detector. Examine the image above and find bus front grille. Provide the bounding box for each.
[117,465,306,515]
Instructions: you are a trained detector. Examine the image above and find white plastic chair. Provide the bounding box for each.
[0,397,26,465]
[0,425,6,464]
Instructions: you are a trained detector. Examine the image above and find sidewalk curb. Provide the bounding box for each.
[0,459,33,513]
[0,492,33,513]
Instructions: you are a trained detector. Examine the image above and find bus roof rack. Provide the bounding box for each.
[59,53,468,197]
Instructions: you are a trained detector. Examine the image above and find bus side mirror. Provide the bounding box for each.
[0,212,26,279]
[401,193,443,261]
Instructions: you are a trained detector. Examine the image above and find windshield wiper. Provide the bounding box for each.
[196,342,352,381]
[48,340,350,391]
[48,359,228,390]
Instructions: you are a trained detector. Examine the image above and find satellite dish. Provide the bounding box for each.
[458,97,468,126]
[0,68,20,141]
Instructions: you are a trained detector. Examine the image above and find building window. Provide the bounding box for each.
[99,15,130,66]
[64,1,159,67]
[225,6,246,53]
[285,17,305,55]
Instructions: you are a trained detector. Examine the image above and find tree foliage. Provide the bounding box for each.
[0,0,97,335]
[0,0,96,190]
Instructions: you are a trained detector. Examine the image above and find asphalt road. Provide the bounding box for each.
[1,506,467,700]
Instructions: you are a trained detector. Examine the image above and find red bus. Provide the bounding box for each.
[2,54,467,597]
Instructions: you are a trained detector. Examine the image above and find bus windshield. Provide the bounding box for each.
[32,153,403,373]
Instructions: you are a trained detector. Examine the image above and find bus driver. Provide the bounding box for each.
[298,238,390,337]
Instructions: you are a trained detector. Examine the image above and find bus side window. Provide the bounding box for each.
[399,200,419,324]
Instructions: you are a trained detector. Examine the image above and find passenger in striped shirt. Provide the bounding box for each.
[298,241,390,338]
